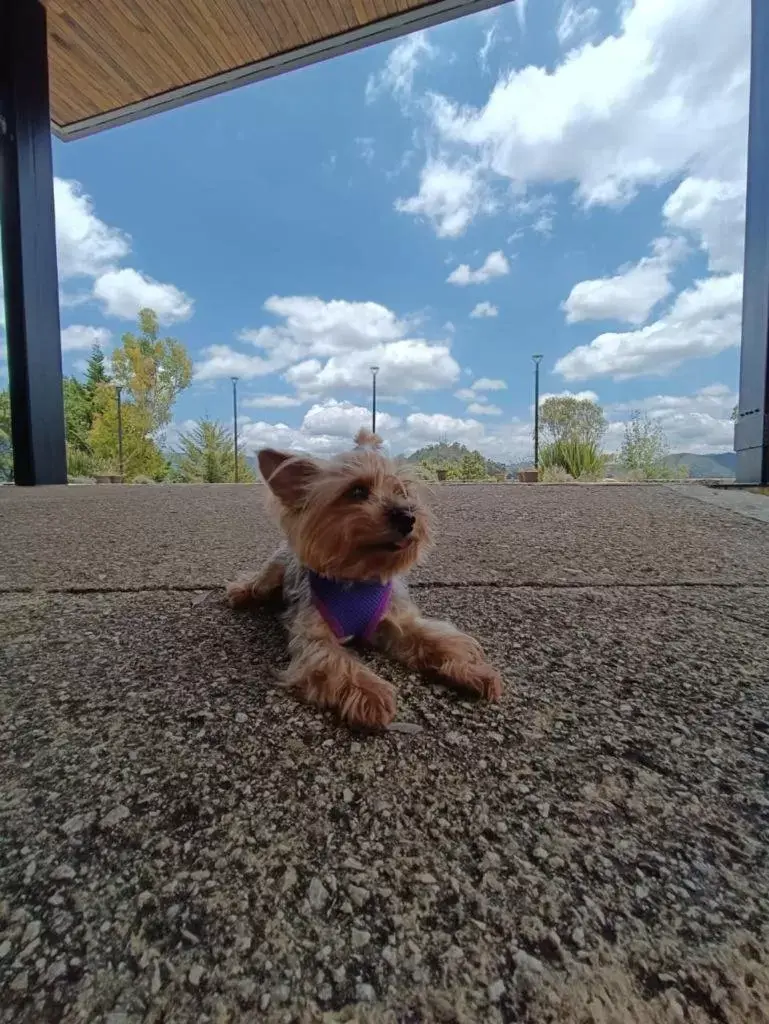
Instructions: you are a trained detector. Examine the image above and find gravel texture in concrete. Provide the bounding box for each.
[1,484,769,1023]
[2,483,769,591]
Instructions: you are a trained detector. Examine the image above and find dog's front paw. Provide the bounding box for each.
[226,578,256,608]
[339,672,397,729]
[461,661,504,702]
[438,656,504,701]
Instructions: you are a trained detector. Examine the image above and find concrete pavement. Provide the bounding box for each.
[1,484,768,1023]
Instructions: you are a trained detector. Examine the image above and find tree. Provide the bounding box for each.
[84,344,111,401]
[63,377,92,453]
[88,383,169,480]
[176,419,255,483]
[619,411,682,480]
[0,389,12,482]
[110,308,192,438]
[540,396,607,447]
[458,450,488,481]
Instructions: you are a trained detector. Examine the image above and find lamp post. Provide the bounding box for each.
[115,385,124,479]
[532,355,543,469]
[370,365,380,434]
[231,376,240,483]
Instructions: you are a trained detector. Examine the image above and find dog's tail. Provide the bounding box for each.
[354,427,383,450]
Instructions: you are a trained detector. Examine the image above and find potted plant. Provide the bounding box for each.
[518,467,539,483]
[94,459,124,484]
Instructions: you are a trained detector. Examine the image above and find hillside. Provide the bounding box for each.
[404,442,508,479]
[663,452,736,479]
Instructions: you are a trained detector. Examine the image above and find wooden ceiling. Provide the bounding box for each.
[45,0,509,140]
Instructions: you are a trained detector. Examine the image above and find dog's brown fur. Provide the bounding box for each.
[227,429,503,728]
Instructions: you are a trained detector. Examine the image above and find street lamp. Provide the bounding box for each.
[231,376,240,483]
[370,366,380,435]
[532,355,543,469]
[115,385,124,479]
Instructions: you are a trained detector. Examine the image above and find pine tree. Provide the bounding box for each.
[177,419,255,483]
[84,344,111,399]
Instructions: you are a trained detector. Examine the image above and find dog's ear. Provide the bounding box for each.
[258,449,318,506]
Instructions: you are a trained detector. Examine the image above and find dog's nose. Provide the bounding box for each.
[389,507,416,536]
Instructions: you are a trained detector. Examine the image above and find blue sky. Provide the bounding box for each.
[1,0,750,459]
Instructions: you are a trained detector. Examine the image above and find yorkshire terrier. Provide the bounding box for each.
[227,429,503,729]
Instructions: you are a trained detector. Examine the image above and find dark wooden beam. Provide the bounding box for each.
[1,0,67,485]
[736,0,769,484]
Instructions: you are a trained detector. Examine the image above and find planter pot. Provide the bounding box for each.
[518,469,540,483]
[109,474,124,483]
[436,469,448,482]
[94,474,112,484]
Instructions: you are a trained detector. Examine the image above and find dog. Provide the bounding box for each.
[227,429,503,728]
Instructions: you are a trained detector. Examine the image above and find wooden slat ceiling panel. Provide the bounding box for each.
[44,0,484,138]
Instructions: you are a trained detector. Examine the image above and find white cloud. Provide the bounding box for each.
[447,250,509,286]
[93,268,193,324]
[428,0,748,208]
[455,376,507,415]
[556,1,599,48]
[479,25,498,73]
[241,393,304,409]
[301,398,400,437]
[229,384,734,465]
[53,179,130,280]
[248,295,406,358]
[562,236,685,325]
[51,177,194,330]
[470,302,499,318]
[539,389,599,405]
[556,272,743,380]
[405,412,485,444]
[608,384,737,453]
[473,377,507,392]
[194,345,278,382]
[366,31,436,104]
[239,420,347,458]
[663,177,745,273]
[61,324,111,352]
[285,340,459,396]
[467,402,502,416]
[399,0,748,266]
[194,295,460,397]
[395,159,493,238]
[515,193,556,236]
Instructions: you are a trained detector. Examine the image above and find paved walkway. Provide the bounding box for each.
[1,484,768,1023]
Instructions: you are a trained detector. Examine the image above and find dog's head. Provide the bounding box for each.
[258,429,432,580]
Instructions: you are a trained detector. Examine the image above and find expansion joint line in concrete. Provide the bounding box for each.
[0,581,768,596]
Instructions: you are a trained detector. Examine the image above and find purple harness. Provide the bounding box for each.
[308,571,393,643]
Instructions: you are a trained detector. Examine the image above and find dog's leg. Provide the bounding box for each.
[227,557,286,609]
[377,594,503,701]
[284,606,396,728]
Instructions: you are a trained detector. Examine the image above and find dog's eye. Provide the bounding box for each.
[347,483,370,501]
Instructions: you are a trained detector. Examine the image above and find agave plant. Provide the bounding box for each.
[539,440,607,480]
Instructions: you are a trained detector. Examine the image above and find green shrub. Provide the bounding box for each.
[540,440,607,479]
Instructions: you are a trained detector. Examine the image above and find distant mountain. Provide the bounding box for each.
[663,452,735,479]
